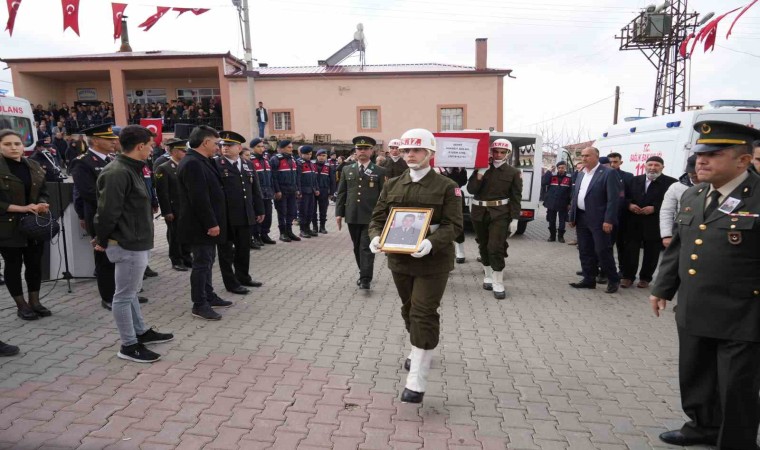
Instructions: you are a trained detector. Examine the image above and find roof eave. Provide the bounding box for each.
[2,51,241,64]
[230,69,512,79]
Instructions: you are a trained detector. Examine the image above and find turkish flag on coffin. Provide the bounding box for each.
[140,119,163,146]
[112,3,128,40]
[61,0,80,36]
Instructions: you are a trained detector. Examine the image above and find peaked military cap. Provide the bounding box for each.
[692,120,760,154]
[353,136,376,148]
[81,123,118,140]
[219,130,246,145]
[165,138,188,149]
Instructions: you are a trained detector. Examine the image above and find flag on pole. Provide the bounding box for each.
[112,2,127,40]
[138,6,170,31]
[5,0,22,36]
[61,0,80,35]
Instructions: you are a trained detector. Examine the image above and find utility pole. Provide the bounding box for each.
[234,0,257,139]
[613,86,620,125]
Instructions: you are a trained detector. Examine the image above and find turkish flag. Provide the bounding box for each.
[112,2,127,40]
[173,8,209,16]
[138,6,170,31]
[61,0,80,36]
[690,7,740,55]
[140,119,163,146]
[679,33,694,58]
[5,0,22,36]
[727,0,758,39]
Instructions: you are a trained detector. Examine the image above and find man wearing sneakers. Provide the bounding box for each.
[94,125,173,363]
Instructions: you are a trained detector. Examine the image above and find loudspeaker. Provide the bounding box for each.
[174,123,195,140]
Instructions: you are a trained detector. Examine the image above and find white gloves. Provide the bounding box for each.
[369,236,382,254]
[410,239,432,258]
[508,221,518,237]
[477,168,488,176]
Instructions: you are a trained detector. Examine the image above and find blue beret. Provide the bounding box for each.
[599,156,610,164]
[316,149,327,156]
[249,138,263,147]
[278,139,292,149]
[300,146,313,154]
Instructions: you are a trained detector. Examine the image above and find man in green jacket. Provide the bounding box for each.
[95,125,173,364]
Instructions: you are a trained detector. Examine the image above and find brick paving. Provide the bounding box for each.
[0,206,706,449]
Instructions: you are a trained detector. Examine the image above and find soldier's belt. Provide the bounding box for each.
[471,199,509,207]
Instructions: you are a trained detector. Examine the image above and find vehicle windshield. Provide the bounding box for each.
[0,115,34,147]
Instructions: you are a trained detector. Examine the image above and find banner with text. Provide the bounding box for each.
[433,132,490,169]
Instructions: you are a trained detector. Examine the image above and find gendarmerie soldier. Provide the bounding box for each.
[270,140,301,242]
[466,139,522,299]
[155,139,192,271]
[336,136,386,290]
[368,128,464,404]
[650,121,760,450]
[296,146,318,238]
[313,149,336,234]
[215,131,265,295]
[69,124,118,310]
[250,138,276,247]
[541,161,572,243]
[380,138,408,179]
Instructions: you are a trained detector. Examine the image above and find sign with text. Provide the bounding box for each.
[76,88,98,101]
[433,132,490,169]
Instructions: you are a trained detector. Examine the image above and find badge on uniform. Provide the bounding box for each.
[728,231,742,245]
[454,188,462,197]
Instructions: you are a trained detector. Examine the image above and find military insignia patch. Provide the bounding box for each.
[728,231,742,245]
[701,123,712,134]
[454,188,462,197]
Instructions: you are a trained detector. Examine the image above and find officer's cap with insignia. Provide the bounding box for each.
[692,120,760,154]
[219,131,246,146]
[352,136,376,149]
[81,123,119,140]
[165,138,188,150]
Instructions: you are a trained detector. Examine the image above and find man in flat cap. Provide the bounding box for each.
[619,155,676,288]
[651,121,760,449]
[155,139,192,271]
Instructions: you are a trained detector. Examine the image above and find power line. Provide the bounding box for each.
[523,95,616,128]
[716,44,760,58]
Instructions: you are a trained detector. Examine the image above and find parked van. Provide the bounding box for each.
[595,101,760,179]
[0,94,36,153]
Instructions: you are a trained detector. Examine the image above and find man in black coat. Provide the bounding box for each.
[619,156,676,288]
[177,126,232,321]
[155,140,192,271]
[214,131,265,295]
[541,161,572,243]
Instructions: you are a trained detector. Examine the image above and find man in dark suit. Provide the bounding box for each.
[620,156,676,288]
[177,126,232,321]
[568,146,621,293]
[155,139,192,271]
[607,152,634,275]
[651,121,760,449]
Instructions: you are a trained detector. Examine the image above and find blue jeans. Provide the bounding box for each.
[105,244,149,346]
[258,122,266,138]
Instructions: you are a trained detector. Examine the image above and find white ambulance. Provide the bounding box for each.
[0,94,37,154]
[594,100,760,178]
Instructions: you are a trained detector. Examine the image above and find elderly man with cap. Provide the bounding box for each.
[380,138,408,180]
[660,154,699,249]
[336,136,386,290]
[368,128,463,404]
[270,140,301,242]
[296,146,319,238]
[313,149,335,234]
[155,139,192,271]
[650,121,760,449]
[250,138,276,246]
[466,139,523,300]
[215,131,265,295]
[618,156,676,288]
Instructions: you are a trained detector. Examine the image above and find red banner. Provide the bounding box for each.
[61,0,80,35]
[112,2,127,40]
[727,0,758,38]
[140,119,163,146]
[5,0,22,36]
[138,6,170,31]
[173,8,209,16]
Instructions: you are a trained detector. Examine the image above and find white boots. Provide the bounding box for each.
[455,243,465,264]
[401,346,433,403]
[492,270,506,299]
[483,266,493,290]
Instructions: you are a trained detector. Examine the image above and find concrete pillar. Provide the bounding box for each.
[109,68,128,126]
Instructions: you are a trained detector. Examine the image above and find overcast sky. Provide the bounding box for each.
[1,0,758,143]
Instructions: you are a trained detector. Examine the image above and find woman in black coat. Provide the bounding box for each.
[0,129,52,323]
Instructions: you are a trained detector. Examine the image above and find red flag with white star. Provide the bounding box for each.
[112,2,127,40]
[61,0,80,35]
[139,6,170,31]
[173,8,210,17]
[5,0,22,36]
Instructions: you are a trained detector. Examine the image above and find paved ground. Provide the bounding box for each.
[0,207,703,449]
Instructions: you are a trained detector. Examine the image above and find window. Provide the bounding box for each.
[270,109,294,133]
[127,89,167,105]
[438,105,467,131]
[0,115,33,147]
[357,106,382,132]
[176,88,221,105]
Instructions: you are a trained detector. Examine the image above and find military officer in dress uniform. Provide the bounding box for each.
[215,131,265,295]
[380,138,408,179]
[155,139,192,271]
[69,123,119,310]
[336,136,386,290]
[650,121,760,450]
[250,138,277,246]
[368,128,464,404]
[466,139,522,299]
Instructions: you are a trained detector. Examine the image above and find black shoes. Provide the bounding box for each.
[137,328,174,345]
[172,264,189,272]
[575,271,583,276]
[658,430,716,447]
[483,282,493,291]
[138,297,148,304]
[308,229,319,237]
[102,300,112,311]
[494,290,506,300]
[226,286,249,295]
[31,304,52,317]
[239,278,263,287]
[596,275,608,284]
[456,257,465,264]
[117,343,161,363]
[400,388,424,404]
[17,307,38,321]
[192,305,222,320]
[0,274,5,285]
[144,266,158,278]
[0,340,19,357]
[250,237,262,250]
[319,226,328,234]
[403,358,411,371]
[280,233,292,242]
[287,231,301,241]
[299,231,312,239]
[261,234,276,245]
[209,297,234,308]
[605,282,619,294]
[359,280,371,290]
[547,236,556,242]
[570,280,596,289]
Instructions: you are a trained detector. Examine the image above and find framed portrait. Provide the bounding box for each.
[379,207,434,254]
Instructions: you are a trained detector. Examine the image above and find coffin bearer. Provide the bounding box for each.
[250,138,276,246]
[215,131,265,295]
[336,136,386,289]
[155,139,192,271]
[368,128,463,404]
[466,139,522,299]
[651,121,760,450]
[380,138,408,179]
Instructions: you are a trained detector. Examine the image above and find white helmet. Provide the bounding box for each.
[388,139,402,148]
[399,128,436,152]
[491,138,513,152]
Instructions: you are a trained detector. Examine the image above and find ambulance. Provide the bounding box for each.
[0,94,36,154]
[594,100,760,179]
